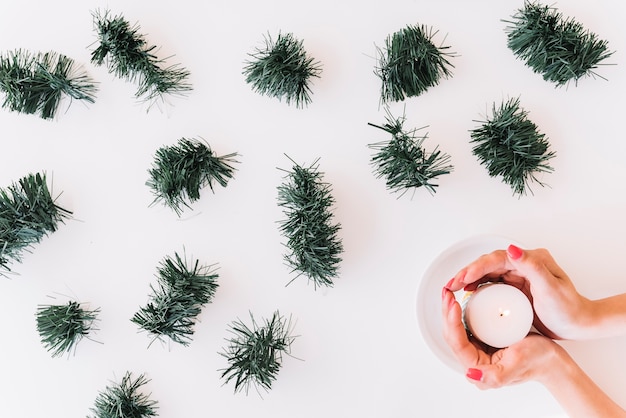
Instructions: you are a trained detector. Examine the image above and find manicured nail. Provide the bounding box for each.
[507,244,523,260]
[466,368,483,381]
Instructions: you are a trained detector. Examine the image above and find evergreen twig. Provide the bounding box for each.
[147,137,239,216]
[504,1,614,86]
[277,157,343,288]
[243,32,322,108]
[470,97,556,196]
[220,311,296,395]
[375,24,456,102]
[89,372,158,418]
[131,251,219,347]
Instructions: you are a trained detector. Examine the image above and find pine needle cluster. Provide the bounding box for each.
[504,1,614,86]
[36,300,99,357]
[220,311,296,394]
[90,9,191,107]
[277,158,343,288]
[0,49,97,119]
[375,24,456,102]
[147,137,239,216]
[368,110,453,196]
[131,252,219,346]
[89,372,158,418]
[243,32,322,108]
[470,97,556,196]
[0,172,72,276]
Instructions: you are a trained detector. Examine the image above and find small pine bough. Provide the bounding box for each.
[147,137,239,216]
[220,311,297,395]
[469,97,556,196]
[243,32,322,108]
[504,1,614,87]
[89,372,158,418]
[277,157,343,289]
[368,109,453,196]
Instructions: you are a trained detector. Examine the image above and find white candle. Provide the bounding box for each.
[463,283,533,348]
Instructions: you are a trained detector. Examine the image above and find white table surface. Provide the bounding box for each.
[1,1,625,416]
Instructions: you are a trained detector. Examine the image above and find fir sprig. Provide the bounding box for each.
[368,110,453,196]
[0,172,72,276]
[90,9,191,107]
[36,300,100,357]
[89,372,158,418]
[243,32,322,108]
[470,97,556,196]
[0,49,97,119]
[220,311,296,394]
[147,137,239,216]
[504,1,614,86]
[131,252,219,347]
[375,24,456,102]
[277,157,343,288]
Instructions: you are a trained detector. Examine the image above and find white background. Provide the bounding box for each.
[1,1,626,417]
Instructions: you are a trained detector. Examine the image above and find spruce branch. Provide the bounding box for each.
[375,24,456,102]
[0,49,97,119]
[147,137,239,216]
[368,109,453,196]
[36,300,100,357]
[277,157,343,288]
[131,251,219,347]
[0,172,72,276]
[470,97,556,196]
[243,32,322,108]
[220,311,296,395]
[89,372,158,418]
[504,1,614,86]
[90,9,191,108]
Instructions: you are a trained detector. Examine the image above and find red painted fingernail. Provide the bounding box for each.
[445,278,454,290]
[466,368,483,381]
[507,244,523,260]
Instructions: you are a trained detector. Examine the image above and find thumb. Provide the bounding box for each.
[466,364,518,389]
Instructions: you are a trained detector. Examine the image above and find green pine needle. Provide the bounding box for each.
[89,372,158,418]
[0,49,97,119]
[368,110,453,196]
[470,97,556,196]
[504,1,614,86]
[277,157,343,288]
[131,252,219,347]
[90,9,191,107]
[375,24,456,102]
[220,311,296,395]
[0,172,72,276]
[36,300,99,357]
[147,137,239,216]
[243,32,322,108]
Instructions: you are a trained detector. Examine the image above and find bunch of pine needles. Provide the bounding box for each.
[131,251,219,347]
[375,24,456,102]
[147,137,239,216]
[368,110,453,196]
[89,372,158,418]
[470,97,555,196]
[0,49,97,119]
[0,172,72,276]
[277,157,343,288]
[243,32,322,108]
[504,1,614,86]
[220,311,296,394]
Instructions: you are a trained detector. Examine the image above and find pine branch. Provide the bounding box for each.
[220,311,296,395]
[131,252,219,346]
[89,372,158,418]
[36,300,99,357]
[147,137,239,216]
[0,49,97,119]
[375,24,456,102]
[243,32,322,108]
[470,97,556,196]
[504,1,614,86]
[90,9,191,108]
[277,157,343,288]
[0,172,72,276]
[368,109,453,196]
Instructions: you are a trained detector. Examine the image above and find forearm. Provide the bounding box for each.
[584,294,626,339]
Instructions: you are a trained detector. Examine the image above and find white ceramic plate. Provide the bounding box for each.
[416,235,522,373]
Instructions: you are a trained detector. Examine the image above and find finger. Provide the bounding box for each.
[449,250,514,291]
[506,246,569,295]
[441,289,478,367]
